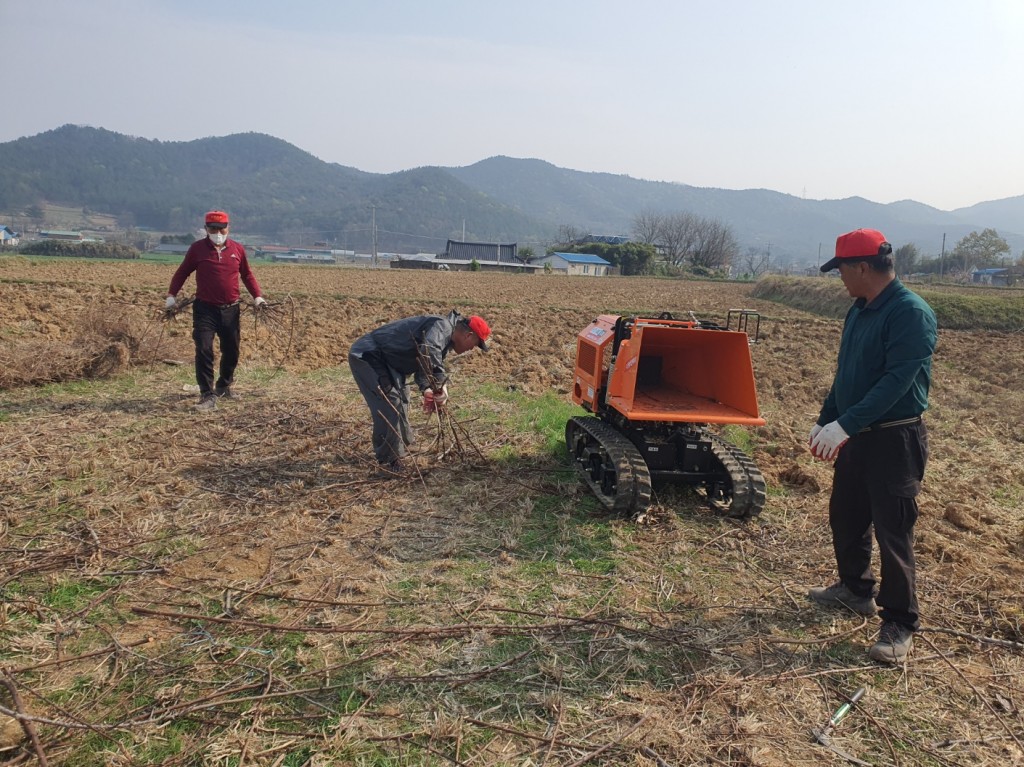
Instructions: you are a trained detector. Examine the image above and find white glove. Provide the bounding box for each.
[808,423,822,444]
[165,296,177,310]
[810,420,850,461]
[254,296,267,307]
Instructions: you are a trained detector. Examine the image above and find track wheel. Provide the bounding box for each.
[702,435,767,519]
[566,416,652,515]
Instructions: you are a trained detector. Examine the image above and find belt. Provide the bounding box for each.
[859,416,921,433]
[199,299,240,310]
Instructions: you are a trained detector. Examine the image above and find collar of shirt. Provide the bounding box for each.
[855,277,901,312]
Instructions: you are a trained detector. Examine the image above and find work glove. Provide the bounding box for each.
[809,420,849,461]
[254,296,267,308]
[808,423,822,444]
[165,296,177,310]
[432,384,449,406]
[422,390,436,413]
[422,385,448,414]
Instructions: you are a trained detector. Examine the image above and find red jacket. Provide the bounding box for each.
[168,237,262,305]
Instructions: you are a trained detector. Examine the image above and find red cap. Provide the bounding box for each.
[205,210,230,228]
[821,229,891,272]
[466,315,491,351]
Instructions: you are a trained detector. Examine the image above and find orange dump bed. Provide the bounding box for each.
[572,315,765,426]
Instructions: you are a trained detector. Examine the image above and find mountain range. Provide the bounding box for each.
[1,125,1021,264]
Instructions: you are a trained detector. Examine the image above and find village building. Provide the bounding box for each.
[0,225,20,247]
[534,252,612,276]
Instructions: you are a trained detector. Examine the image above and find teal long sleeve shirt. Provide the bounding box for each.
[818,278,937,435]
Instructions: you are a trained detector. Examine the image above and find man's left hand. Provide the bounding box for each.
[254,296,267,308]
[809,421,849,461]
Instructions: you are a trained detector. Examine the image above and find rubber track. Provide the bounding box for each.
[707,434,767,519]
[566,417,653,514]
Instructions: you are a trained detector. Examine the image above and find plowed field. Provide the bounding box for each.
[1,258,1022,766]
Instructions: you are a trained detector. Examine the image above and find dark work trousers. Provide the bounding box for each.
[348,351,413,465]
[192,300,241,397]
[829,421,928,631]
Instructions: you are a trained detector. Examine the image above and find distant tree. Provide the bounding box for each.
[659,212,701,266]
[893,243,920,277]
[631,210,664,245]
[25,203,45,224]
[689,217,738,270]
[613,242,657,276]
[557,224,585,244]
[20,240,138,259]
[740,245,771,278]
[949,228,1010,272]
[470,258,481,272]
[161,233,194,244]
[518,246,536,263]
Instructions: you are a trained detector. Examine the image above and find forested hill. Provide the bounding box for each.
[447,156,1024,260]
[0,125,551,250]
[2,126,1022,260]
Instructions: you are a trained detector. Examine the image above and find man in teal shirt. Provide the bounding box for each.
[807,228,937,665]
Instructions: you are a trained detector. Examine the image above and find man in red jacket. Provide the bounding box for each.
[165,210,266,411]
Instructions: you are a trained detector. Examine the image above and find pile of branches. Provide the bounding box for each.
[0,304,164,389]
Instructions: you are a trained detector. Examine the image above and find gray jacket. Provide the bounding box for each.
[349,310,462,394]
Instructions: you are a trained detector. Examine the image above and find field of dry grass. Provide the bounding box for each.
[1,258,1022,766]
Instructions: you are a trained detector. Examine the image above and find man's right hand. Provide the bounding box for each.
[165,296,177,310]
[810,421,849,461]
[432,384,449,406]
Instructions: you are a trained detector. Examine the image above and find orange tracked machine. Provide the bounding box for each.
[566,311,766,518]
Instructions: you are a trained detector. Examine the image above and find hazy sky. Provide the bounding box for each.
[5,0,1023,210]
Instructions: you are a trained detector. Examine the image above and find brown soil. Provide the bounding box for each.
[1,259,1022,766]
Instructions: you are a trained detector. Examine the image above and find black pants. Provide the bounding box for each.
[829,421,928,630]
[192,300,241,397]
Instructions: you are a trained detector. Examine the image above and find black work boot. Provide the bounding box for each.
[808,582,878,616]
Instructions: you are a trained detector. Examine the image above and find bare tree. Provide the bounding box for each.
[557,224,586,245]
[631,210,664,245]
[740,245,771,278]
[689,217,739,270]
[659,211,701,266]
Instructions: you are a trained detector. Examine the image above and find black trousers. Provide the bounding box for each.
[829,421,928,630]
[192,300,241,396]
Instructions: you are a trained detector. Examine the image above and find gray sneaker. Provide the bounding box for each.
[216,386,239,399]
[808,582,877,616]
[869,621,913,664]
[194,394,218,411]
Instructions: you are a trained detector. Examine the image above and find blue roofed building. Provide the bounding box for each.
[0,225,20,247]
[535,252,612,276]
[971,267,1021,287]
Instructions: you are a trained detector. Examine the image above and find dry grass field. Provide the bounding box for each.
[1,257,1022,766]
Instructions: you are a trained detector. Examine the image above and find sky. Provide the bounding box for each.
[4,0,1023,211]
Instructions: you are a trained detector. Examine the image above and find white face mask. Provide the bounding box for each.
[209,232,227,246]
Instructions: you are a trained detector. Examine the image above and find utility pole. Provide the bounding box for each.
[940,233,946,279]
[372,206,377,267]
[462,219,466,242]
[817,242,822,272]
